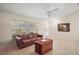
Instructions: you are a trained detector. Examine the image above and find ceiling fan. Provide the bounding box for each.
[43,4,59,18]
[46,8,58,17]
[43,4,59,22]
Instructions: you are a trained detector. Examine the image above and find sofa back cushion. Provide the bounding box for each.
[25,34,29,39]
[28,33,34,38]
[20,35,25,40]
[33,33,38,37]
[23,40,31,44]
[20,34,29,40]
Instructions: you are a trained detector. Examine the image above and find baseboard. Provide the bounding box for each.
[0,40,16,48]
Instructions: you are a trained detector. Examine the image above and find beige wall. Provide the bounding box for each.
[0,9,79,47]
[49,10,79,40]
[0,11,12,43]
[37,21,49,37]
[36,10,79,40]
[0,10,41,47]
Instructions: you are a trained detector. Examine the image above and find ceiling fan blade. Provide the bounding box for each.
[52,8,58,12]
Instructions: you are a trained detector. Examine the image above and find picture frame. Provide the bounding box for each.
[58,23,70,32]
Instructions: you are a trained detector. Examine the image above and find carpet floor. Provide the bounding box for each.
[0,39,79,55]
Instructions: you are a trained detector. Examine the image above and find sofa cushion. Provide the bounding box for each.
[37,37,42,40]
[33,33,38,37]
[24,34,29,39]
[28,32,34,38]
[30,38,37,42]
[23,40,31,44]
[20,34,29,39]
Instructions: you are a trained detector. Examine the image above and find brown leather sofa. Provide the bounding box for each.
[15,32,43,49]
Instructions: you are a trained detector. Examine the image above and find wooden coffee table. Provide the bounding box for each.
[35,39,53,55]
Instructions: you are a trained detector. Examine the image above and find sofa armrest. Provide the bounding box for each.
[16,39,23,49]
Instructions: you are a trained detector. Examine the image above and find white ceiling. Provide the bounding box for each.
[0,3,79,20]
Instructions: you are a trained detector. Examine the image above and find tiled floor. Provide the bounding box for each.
[0,39,79,55]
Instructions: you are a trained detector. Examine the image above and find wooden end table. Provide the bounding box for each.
[35,39,53,55]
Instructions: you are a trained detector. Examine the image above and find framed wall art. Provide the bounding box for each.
[58,23,70,32]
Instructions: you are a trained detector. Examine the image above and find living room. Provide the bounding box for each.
[0,3,79,55]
